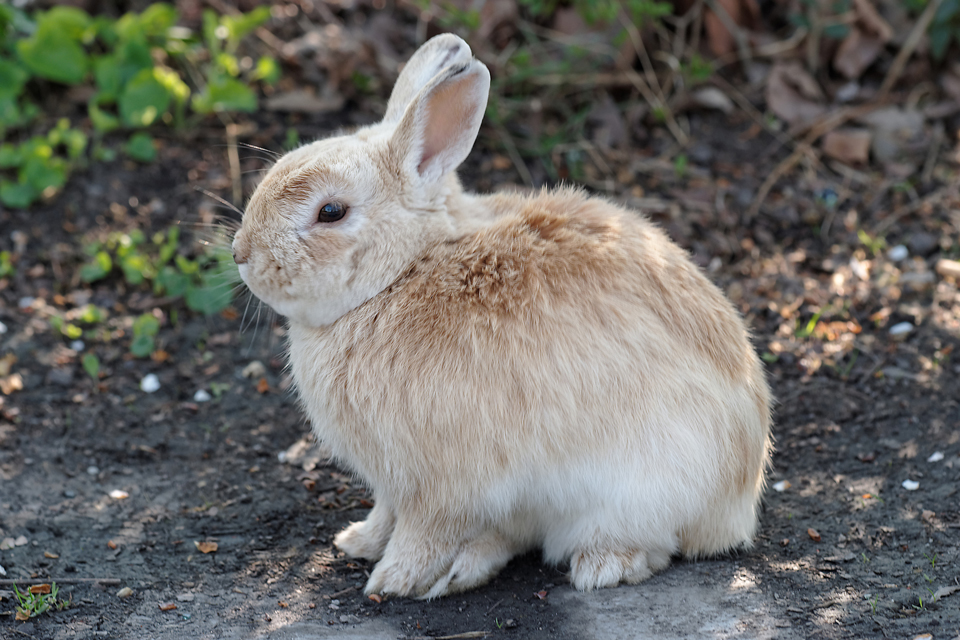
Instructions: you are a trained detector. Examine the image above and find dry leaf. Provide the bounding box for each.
[780,538,790,547]
[0,353,15,377]
[765,62,827,126]
[822,129,872,165]
[194,540,218,554]
[704,0,760,57]
[43,551,59,559]
[278,601,289,608]
[534,590,548,600]
[15,610,30,621]
[158,602,177,611]
[221,307,239,321]
[0,373,23,395]
[368,593,382,603]
[150,350,170,363]
[107,540,118,550]
[807,528,821,542]
[834,27,886,80]
[256,378,270,394]
[28,584,51,595]
[109,490,129,500]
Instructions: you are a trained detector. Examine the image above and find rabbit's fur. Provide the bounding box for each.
[234,34,772,599]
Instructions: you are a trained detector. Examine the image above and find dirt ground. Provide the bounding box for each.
[2,5,960,640]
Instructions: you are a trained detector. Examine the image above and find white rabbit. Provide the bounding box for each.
[233,33,772,599]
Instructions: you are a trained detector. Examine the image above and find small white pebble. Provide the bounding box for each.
[193,389,212,402]
[70,340,85,351]
[109,490,129,500]
[14,536,27,547]
[116,587,134,598]
[140,373,160,393]
[901,479,919,491]
[927,451,944,463]
[0,320,7,334]
[887,244,909,262]
[18,297,34,309]
[87,465,100,475]
[0,563,6,576]
[242,360,267,379]
[277,451,287,463]
[888,322,914,337]
[772,480,791,492]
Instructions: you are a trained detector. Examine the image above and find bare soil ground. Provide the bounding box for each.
[2,4,960,640]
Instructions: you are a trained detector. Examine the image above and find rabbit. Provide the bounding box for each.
[232,33,773,599]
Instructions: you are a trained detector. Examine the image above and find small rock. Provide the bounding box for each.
[18,297,34,309]
[901,479,919,491]
[899,271,935,290]
[14,535,27,547]
[772,480,791,492]
[176,593,195,602]
[0,564,6,576]
[0,320,7,334]
[688,142,714,165]
[936,258,960,279]
[193,389,212,403]
[907,232,938,256]
[242,361,267,379]
[87,465,100,476]
[109,490,129,500]
[69,340,85,351]
[46,367,74,387]
[140,373,160,393]
[888,322,913,337]
[927,451,944,462]
[116,587,134,598]
[0,538,14,550]
[887,244,908,261]
[63,490,76,498]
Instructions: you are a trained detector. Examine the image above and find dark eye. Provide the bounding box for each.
[317,201,347,223]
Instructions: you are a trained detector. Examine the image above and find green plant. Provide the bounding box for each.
[868,593,879,613]
[917,0,960,61]
[0,3,277,208]
[81,353,100,380]
[858,229,887,257]
[794,309,823,339]
[923,552,937,569]
[131,312,160,357]
[12,582,70,621]
[0,249,14,277]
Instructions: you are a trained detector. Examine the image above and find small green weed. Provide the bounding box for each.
[857,229,887,257]
[81,353,100,380]
[13,582,70,621]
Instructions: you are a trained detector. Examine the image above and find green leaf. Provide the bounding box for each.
[80,250,112,282]
[79,304,106,324]
[0,56,29,100]
[119,68,171,127]
[0,180,36,208]
[81,353,100,379]
[92,54,122,97]
[120,252,155,284]
[221,6,271,49]
[136,3,179,38]
[36,6,91,41]
[928,22,953,61]
[0,143,21,168]
[191,76,256,114]
[156,265,189,297]
[185,283,232,315]
[21,155,66,192]
[89,98,120,133]
[130,334,155,357]
[251,56,280,84]
[124,132,156,162]
[16,24,88,84]
[132,313,160,337]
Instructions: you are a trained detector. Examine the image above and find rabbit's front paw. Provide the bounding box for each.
[333,501,395,561]
[421,529,517,599]
[569,545,673,591]
[364,552,444,598]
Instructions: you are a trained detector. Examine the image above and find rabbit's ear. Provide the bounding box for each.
[390,58,490,184]
[384,34,474,124]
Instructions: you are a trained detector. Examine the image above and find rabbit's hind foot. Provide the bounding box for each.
[569,544,674,591]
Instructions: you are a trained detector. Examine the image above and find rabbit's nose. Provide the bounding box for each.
[233,250,248,265]
[232,238,250,265]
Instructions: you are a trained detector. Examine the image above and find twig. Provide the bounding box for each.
[618,13,688,145]
[494,124,534,187]
[702,0,752,75]
[0,578,122,585]
[407,633,489,640]
[484,598,504,616]
[8,627,37,639]
[329,585,358,598]
[873,183,958,235]
[225,122,243,208]
[878,0,944,100]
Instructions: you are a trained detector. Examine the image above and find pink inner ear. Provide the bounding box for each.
[417,75,475,176]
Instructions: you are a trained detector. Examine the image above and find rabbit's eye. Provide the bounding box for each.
[317,201,347,223]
